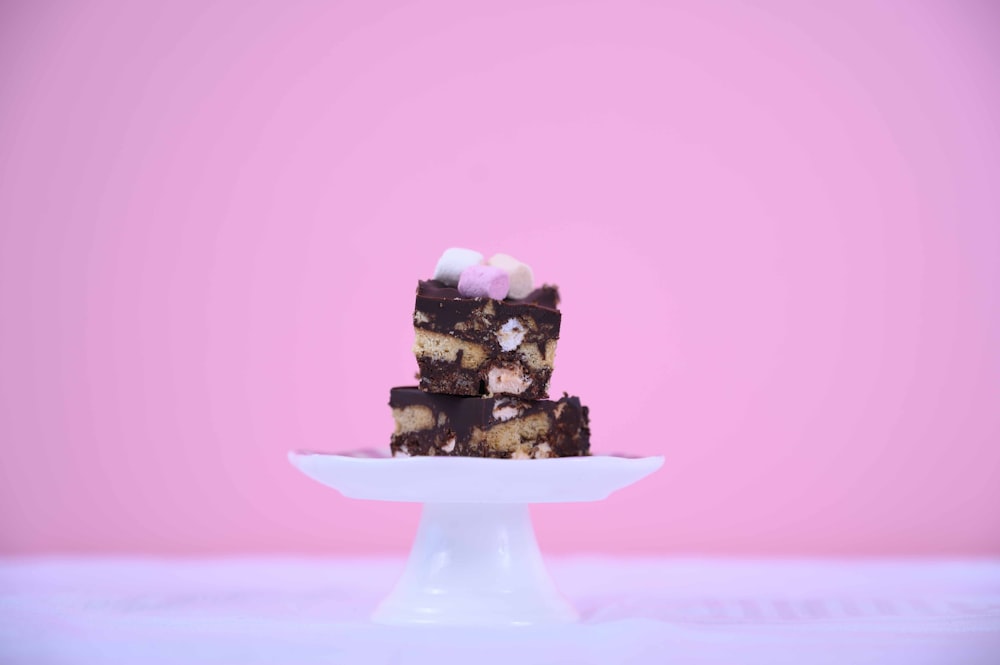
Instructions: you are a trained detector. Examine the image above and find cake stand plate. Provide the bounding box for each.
[288,450,663,626]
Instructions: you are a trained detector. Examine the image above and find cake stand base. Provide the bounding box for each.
[373,502,576,626]
[288,451,663,626]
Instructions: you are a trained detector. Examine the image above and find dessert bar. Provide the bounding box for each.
[390,387,590,459]
[412,280,560,399]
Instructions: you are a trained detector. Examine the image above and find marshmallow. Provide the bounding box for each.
[458,265,509,300]
[433,248,484,286]
[487,253,534,299]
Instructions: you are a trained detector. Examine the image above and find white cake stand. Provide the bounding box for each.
[288,450,663,626]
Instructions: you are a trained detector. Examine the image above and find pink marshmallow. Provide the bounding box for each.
[458,265,510,300]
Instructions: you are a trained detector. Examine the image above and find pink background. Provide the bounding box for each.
[1,0,998,556]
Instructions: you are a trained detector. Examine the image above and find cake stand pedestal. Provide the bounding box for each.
[288,451,663,626]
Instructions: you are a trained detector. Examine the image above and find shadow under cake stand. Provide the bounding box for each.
[288,450,663,626]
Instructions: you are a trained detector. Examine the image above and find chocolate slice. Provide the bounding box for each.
[389,387,590,459]
[412,280,561,399]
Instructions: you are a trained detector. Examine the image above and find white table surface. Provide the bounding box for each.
[2,557,999,664]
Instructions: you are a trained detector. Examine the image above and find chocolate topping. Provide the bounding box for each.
[418,280,560,311]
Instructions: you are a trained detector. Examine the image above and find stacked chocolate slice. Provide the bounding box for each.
[389,249,592,458]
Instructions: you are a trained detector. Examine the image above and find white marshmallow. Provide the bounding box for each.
[487,364,532,395]
[496,318,526,351]
[492,401,522,422]
[433,248,484,286]
[487,253,534,299]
